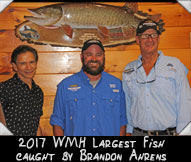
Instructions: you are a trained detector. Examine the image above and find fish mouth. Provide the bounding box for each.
[25,9,47,20]
[24,7,62,26]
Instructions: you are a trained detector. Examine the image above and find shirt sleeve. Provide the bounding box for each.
[120,85,128,127]
[0,83,5,106]
[50,84,65,130]
[176,62,191,133]
[39,88,44,116]
[122,72,134,133]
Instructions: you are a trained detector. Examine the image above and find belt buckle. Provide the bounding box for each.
[148,131,153,136]
[148,130,159,136]
[167,128,177,136]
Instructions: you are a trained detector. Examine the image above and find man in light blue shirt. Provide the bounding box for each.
[122,19,191,136]
[50,39,127,136]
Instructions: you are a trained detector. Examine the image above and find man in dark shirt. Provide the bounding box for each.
[0,45,43,136]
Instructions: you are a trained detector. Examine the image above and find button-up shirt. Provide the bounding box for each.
[122,51,191,133]
[0,73,43,136]
[50,70,127,136]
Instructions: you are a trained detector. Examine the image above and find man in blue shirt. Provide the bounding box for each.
[50,39,127,136]
[123,19,191,136]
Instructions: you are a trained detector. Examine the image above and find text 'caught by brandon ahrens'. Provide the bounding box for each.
[16,136,167,161]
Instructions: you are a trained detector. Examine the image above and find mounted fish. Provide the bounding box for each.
[15,2,165,48]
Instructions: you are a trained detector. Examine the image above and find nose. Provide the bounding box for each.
[26,62,32,70]
[147,36,153,41]
[91,54,97,61]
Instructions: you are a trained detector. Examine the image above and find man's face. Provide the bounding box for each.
[12,51,37,83]
[136,29,160,54]
[81,44,105,76]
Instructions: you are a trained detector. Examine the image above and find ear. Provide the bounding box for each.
[11,63,17,72]
[135,36,140,45]
[157,35,160,43]
[80,53,83,62]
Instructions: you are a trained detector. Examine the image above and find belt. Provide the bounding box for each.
[134,127,176,136]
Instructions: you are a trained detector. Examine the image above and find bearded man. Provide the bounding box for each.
[50,39,127,136]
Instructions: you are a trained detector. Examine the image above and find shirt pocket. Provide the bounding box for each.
[124,75,138,98]
[101,93,120,112]
[152,71,176,98]
[65,93,86,114]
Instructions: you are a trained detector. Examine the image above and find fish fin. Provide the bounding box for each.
[124,2,138,13]
[122,26,136,39]
[150,14,161,22]
[61,24,73,38]
[134,13,161,23]
[98,26,109,38]
[144,14,165,34]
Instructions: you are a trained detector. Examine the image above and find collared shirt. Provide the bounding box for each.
[50,69,127,136]
[122,51,191,133]
[0,73,43,136]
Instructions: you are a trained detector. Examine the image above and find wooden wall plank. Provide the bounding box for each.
[1,3,191,29]
[39,118,53,136]
[42,96,54,119]
[0,49,190,75]
[37,52,82,74]
[1,71,190,96]
[0,27,191,52]
[0,74,71,95]
[138,4,191,27]
[0,2,190,136]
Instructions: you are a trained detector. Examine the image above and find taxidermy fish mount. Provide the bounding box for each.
[15,2,165,48]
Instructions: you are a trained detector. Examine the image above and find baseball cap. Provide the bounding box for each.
[82,39,105,52]
[136,19,161,35]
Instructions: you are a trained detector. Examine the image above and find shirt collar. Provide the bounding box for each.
[137,50,164,68]
[79,69,104,86]
[13,73,36,90]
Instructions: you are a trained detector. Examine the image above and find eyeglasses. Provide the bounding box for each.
[138,33,158,39]
[136,63,156,84]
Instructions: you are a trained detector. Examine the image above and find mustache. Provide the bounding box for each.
[88,60,100,63]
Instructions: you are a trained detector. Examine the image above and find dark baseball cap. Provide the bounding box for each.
[136,19,161,35]
[82,39,105,52]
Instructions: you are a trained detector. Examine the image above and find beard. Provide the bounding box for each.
[82,57,105,76]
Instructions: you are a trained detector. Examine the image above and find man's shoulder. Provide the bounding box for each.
[123,60,138,71]
[58,72,80,87]
[103,72,122,83]
[0,76,14,88]
[33,82,44,94]
[160,54,182,67]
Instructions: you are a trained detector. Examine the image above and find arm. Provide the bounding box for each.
[122,72,134,134]
[53,125,64,136]
[119,82,128,136]
[37,90,44,136]
[176,63,191,133]
[120,125,126,136]
[0,103,6,126]
[36,123,42,136]
[50,84,66,135]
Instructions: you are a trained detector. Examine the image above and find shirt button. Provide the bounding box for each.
[74,98,78,101]
[92,115,96,119]
[110,99,112,102]
[93,128,96,132]
[93,90,95,93]
[92,102,96,106]
[70,116,72,120]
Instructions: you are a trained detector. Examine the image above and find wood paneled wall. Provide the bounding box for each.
[0,2,191,136]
